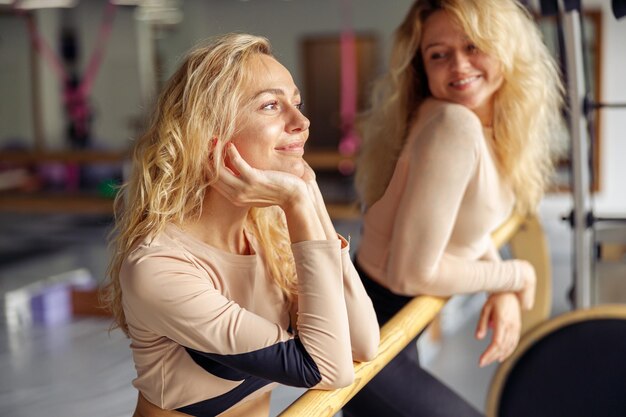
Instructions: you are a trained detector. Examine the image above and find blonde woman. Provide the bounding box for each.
[344,0,563,416]
[102,33,379,417]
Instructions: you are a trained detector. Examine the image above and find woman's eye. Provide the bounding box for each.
[467,43,478,53]
[430,52,446,60]
[261,101,279,110]
[295,102,304,111]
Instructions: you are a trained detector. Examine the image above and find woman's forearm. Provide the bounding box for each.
[305,180,338,241]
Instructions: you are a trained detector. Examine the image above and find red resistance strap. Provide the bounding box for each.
[338,0,359,174]
[15,1,117,140]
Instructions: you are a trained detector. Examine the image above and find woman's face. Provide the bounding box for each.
[420,10,503,125]
[230,54,310,178]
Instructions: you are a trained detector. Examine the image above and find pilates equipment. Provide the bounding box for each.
[550,0,626,308]
[14,0,117,149]
[484,4,626,415]
[486,304,626,417]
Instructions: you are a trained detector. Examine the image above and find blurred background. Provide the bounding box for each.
[0,0,624,416]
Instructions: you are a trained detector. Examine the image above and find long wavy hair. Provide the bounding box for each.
[355,0,564,213]
[102,34,296,336]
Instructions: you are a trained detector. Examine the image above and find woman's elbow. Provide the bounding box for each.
[319,365,355,389]
[328,368,355,389]
[353,347,377,363]
[352,333,380,362]
[389,265,438,296]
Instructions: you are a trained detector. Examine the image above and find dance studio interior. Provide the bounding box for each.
[1,0,625,416]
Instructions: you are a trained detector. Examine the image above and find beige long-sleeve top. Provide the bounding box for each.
[120,224,379,416]
[357,98,524,297]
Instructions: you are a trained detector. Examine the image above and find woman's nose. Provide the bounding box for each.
[451,50,471,71]
[288,109,310,133]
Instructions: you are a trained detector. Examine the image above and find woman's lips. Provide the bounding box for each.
[449,74,481,90]
[275,141,305,154]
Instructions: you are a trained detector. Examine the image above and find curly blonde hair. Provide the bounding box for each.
[102,33,296,336]
[355,0,564,214]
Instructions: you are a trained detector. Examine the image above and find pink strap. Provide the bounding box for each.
[339,29,359,156]
[80,1,117,97]
[338,0,359,174]
[17,9,68,82]
[15,1,117,139]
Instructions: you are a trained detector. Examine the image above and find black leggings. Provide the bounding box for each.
[342,262,484,417]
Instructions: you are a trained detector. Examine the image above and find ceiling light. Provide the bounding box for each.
[13,0,77,9]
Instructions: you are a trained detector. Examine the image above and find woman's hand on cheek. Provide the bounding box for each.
[213,143,308,210]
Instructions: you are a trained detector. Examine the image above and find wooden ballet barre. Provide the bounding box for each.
[278,213,525,417]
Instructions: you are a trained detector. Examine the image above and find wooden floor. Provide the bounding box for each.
[0,196,617,416]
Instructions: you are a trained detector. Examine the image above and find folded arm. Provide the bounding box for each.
[122,242,354,390]
[386,104,528,299]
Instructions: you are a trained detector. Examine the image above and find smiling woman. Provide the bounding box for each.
[231,54,310,178]
[420,10,504,126]
[100,33,379,417]
[344,0,565,416]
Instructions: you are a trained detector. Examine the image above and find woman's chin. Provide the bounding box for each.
[277,159,306,178]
